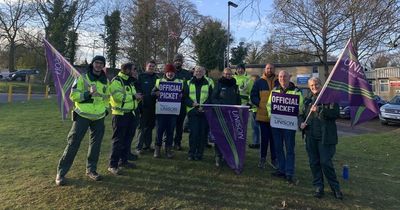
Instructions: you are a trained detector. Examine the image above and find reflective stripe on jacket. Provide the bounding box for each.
[70,73,109,120]
[109,72,138,115]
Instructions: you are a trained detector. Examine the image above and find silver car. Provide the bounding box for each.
[379,95,400,125]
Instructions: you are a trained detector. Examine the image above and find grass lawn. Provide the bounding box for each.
[0,99,399,209]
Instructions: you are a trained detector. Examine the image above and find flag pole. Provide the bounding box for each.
[303,39,352,123]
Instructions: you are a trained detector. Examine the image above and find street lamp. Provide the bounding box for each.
[227,1,238,67]
[92,39,98,58]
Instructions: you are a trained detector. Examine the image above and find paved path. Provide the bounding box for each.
[336,118,399,137]
[0,93,52,103]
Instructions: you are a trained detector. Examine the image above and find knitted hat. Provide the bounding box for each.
[173,53,184,62]
[91,55,106,65]
[164,63,176,73]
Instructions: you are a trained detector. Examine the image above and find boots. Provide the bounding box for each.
[165,147,174,159]
[154,146,161,158]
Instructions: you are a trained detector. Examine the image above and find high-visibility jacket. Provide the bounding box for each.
[70,71,109,120]
[233,74,253,105]
[186,77,211,112]
[109,72,138,115]
[267,84,304,118]
[205,76,215,88]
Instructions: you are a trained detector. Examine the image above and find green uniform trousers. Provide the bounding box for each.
[57,114,105,176]
[305,137,340,191]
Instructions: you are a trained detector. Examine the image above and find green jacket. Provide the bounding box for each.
[299,94,340,145]
[109,72,138,115]
[70,70,109,120]
[233,74,253,105]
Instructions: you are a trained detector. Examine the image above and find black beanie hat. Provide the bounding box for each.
[237,63,245,70]
[91,55,106,65]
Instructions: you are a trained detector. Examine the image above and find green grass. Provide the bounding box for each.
[0,81,51,94]
[0,99,399,209]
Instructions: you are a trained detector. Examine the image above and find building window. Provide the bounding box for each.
[380,79,389,92]
[368,80,375,92]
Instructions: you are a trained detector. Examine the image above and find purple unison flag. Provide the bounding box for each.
[203,104,249,174]
[43,39,81,120]
[317,39,379,126]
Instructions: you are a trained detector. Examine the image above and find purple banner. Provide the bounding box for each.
[270,92,300,116]
[203,104,249,174]
[44,39,81,120]
[317,39,379,126]
[158,82,182,102]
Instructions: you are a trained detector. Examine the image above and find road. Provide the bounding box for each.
[336,118,399,136]
[0,93,52,103]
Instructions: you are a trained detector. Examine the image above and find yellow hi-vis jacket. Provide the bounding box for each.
[109,72,138,115]
[233,74,253,105]
[70,72,109,120]
[186,78,211,112]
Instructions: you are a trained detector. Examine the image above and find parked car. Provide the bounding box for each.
[9,69,39,81]
[0,70,10,80]
[379,95,400,125]
[339,101,350,119]
[374,95,387,108]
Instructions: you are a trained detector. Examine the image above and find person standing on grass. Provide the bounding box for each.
[107,63,143,175]
[211,67,241,167]
[152,64,187,158]
[172,54,192,151]
[267,70,303,184]
[299,77,343,199]
[135,60,159,155]
[185,66,213,161]
[55,55,109,186]
[248,74,261,150]
[250,63,279,169]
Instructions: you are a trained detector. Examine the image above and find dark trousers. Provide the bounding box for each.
[156,114,177,147]
[188,112,208,158]
[173,108,186,146]
[259,121,276,162]
[272,128,296,176]
[136,108,156,150]
[306,137,340,191]
[109,113,138,168]
[57,114,105,176]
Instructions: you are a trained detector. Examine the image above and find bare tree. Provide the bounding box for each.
[0,0,35,71]
[272,0,348,78]
[345,0,400,59]
[245,41,264,64]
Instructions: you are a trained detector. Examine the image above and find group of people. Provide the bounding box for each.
[54,54,343,200]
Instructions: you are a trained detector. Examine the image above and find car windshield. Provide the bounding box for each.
[388,96,400,105]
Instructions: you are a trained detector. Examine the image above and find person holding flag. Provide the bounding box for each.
[107,63,142,175]
[267,70,304,184]
[55,55,109,186]
[185,66,213,161]
[211,68,241,167]
[300,77,343,199]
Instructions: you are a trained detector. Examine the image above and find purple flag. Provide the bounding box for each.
[43,39,81,120]
[316,39,379,126]
[203,104,249,174]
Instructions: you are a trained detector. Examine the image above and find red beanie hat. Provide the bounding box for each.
[164,63,176,73]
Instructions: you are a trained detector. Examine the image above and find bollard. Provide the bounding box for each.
[8,84,12,102]
[45,85,49,98]
[27,83,32,101]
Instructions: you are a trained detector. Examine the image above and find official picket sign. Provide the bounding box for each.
[155,81,182,115]
[270,92,300,130]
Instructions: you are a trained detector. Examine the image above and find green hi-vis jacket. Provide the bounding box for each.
[70,70,109,120]
[233,74,253,105]
[266,84,304,119]
[109,72,138,115]
[186,77,212,113]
